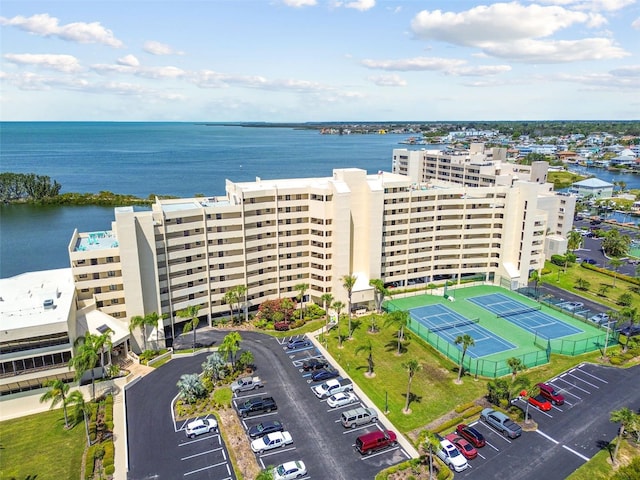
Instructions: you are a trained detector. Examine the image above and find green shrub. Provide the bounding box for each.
[462,405,484,418]
[105,464,115,476]
[103,441,115,467]
[455,402,475,413]
[290,319,306,329]
[609,356,624,365]
[434,416,464,433]
[541,267,552,275]
[84,446,96,479]
[213,387,233,408]
[551,254,566,266]
[611,456,640,480]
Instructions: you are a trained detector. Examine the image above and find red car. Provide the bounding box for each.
[455,424,486,448]
[528,394,552,411]
[537,383,565,406]
[445,433,478,460]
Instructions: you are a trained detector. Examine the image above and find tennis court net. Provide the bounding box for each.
[425,317,479,333]
[497,305,541,319]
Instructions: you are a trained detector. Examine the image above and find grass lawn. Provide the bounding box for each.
[0,408,86,480]
[542,261,640,313]
[567,439,640,480]
[322,313,604,434]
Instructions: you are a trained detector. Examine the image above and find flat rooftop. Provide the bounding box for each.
[75,230,119,252]
[0,268,74,331]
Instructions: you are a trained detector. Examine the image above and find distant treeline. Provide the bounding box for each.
[0,172,61,202]
[0,172,171,206]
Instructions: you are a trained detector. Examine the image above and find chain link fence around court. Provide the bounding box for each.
[406,318,550,378]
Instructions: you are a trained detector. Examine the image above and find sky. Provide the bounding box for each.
[1,0,639,121]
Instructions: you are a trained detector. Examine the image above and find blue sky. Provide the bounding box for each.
[1,0,639,121]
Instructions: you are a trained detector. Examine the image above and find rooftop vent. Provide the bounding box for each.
[43,299,55,309]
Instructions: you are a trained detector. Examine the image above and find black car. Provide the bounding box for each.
[582,258,598,265]
[617,323,640,337]
[287,338,312,349]
[248,420,284,439]
[311,368,339,382]
[302,358,328,371]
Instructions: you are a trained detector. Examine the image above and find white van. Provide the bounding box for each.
[341,407,378,428]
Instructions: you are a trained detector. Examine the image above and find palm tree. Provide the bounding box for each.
[69,332,100,400]
[369,279,389,313]
[609,257,623,287]
[145,311,166,349]
[294,283,309,321]
[602,229,631,258]
[220,331,242,368]
[255,468,275,480]
[320,293,334,330]
[529,270,540,298]
[342,274,357,339]
[420,429,441,480]
[402,359,421,413]
[355,341,374,377]
[454,334,475,383]
[384,310,410,355]
[223,289,235,323]
[234,285,248,323]
[66,390,91,446]
[176,373,206,404]
[177,305,200,350]
[94,329,113,379]
[506,357,526,382]
[332,300,345,322]
[610,407,635,464]
[39,379,70,428]
[567,230,582,253]
[129,314,148,351]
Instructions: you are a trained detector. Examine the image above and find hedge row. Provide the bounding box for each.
[454,402,475,414]
[581,262,640,286]
[434,416,465,434]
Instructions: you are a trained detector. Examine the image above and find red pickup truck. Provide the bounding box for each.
[528,394,552,411]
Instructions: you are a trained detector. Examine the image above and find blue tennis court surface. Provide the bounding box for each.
[409,304,516,358]
[468,293,583,339]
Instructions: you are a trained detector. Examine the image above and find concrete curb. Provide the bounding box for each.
[307,328,420,459]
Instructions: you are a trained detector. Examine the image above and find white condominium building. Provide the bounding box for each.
[68,164,574,351]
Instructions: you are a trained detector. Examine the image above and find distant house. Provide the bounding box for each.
[610,148,637,167]
[569,178,614,199]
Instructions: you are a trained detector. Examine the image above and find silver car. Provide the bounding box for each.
[185,418,217,438]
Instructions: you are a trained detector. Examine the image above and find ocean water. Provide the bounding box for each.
[0,122,430,277]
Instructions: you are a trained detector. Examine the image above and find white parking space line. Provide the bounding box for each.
[575,368,608,383]
[233,391,266,400]
[556,376,591,394]
[562,445,590,462]
[551,405,564,412]
[477,452,486,459]
[326,402,360,413]
[485,441,499,451]
[566,372,600,389]
[549,382,581,400]
[359,446,400,460]
[181,447,223,461]
[179,434,220,447]
[536,430,559,445]
[342,424,381,435]
[258,446,296,458]
[184,460,229,477]
[479,423,511,443]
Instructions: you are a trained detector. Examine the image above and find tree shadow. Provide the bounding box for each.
[401,392,422,410]
[350,319,363,333]
[384,334,410,354]
[596,440,615,462]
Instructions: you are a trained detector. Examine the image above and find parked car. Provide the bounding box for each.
[528,394,552,412]
[445,433,478,460]
[562,301,584,311]
[185,418,218,438]
[582,258,597,265]
[327,391,357,408]
[248,420,284,439]
[341,407,378,428]
[480,408,522,438]
[250,431,293,454]
[310,368,340,382]
[301,358,328,371]
[272,461,307,480]
[287,338,311,349]
[617,323,640,337]
[355,430,397,455]
[436,439,469,472]
[455,424,486,448]
[589,313,610,325]
[537,383,565,406]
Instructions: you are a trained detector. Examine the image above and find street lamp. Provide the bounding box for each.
[384,391,389,414]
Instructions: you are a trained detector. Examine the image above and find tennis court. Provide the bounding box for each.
[410,304,516,358]
[468,293,584,339]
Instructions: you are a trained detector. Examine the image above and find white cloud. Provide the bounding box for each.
[282,0,317,6]
[609,65,640,76]
[367,74,407,86]
[409,2,629,63]
[534,0,635,11]
[143,41,184,56]
[343,0,376,11]
[632,17,640,29]
[485,37,628,62]
[554,71,640,88]
[117,55,139,67]
[448,65,513,76]
[3,53,82,72]
[0,13,123,48]
[361,56,466,71]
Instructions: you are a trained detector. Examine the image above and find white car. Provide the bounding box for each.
[250,431,293,454]
[272,460,307,480]
[562,301,584,311]
[590,312,610,325]
[184,418,217,438]
[326,391,357,408]
[436,439,469,472]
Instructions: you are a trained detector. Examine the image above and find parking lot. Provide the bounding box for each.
[175,417,235,479]
[232,334,410,478]
[453,362,640,480]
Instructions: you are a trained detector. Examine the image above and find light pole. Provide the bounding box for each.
[603,320,613,358]
[384,391,389,414]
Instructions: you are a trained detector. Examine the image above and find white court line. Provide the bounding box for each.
[562,445,590,462]
[536,429,559,444]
